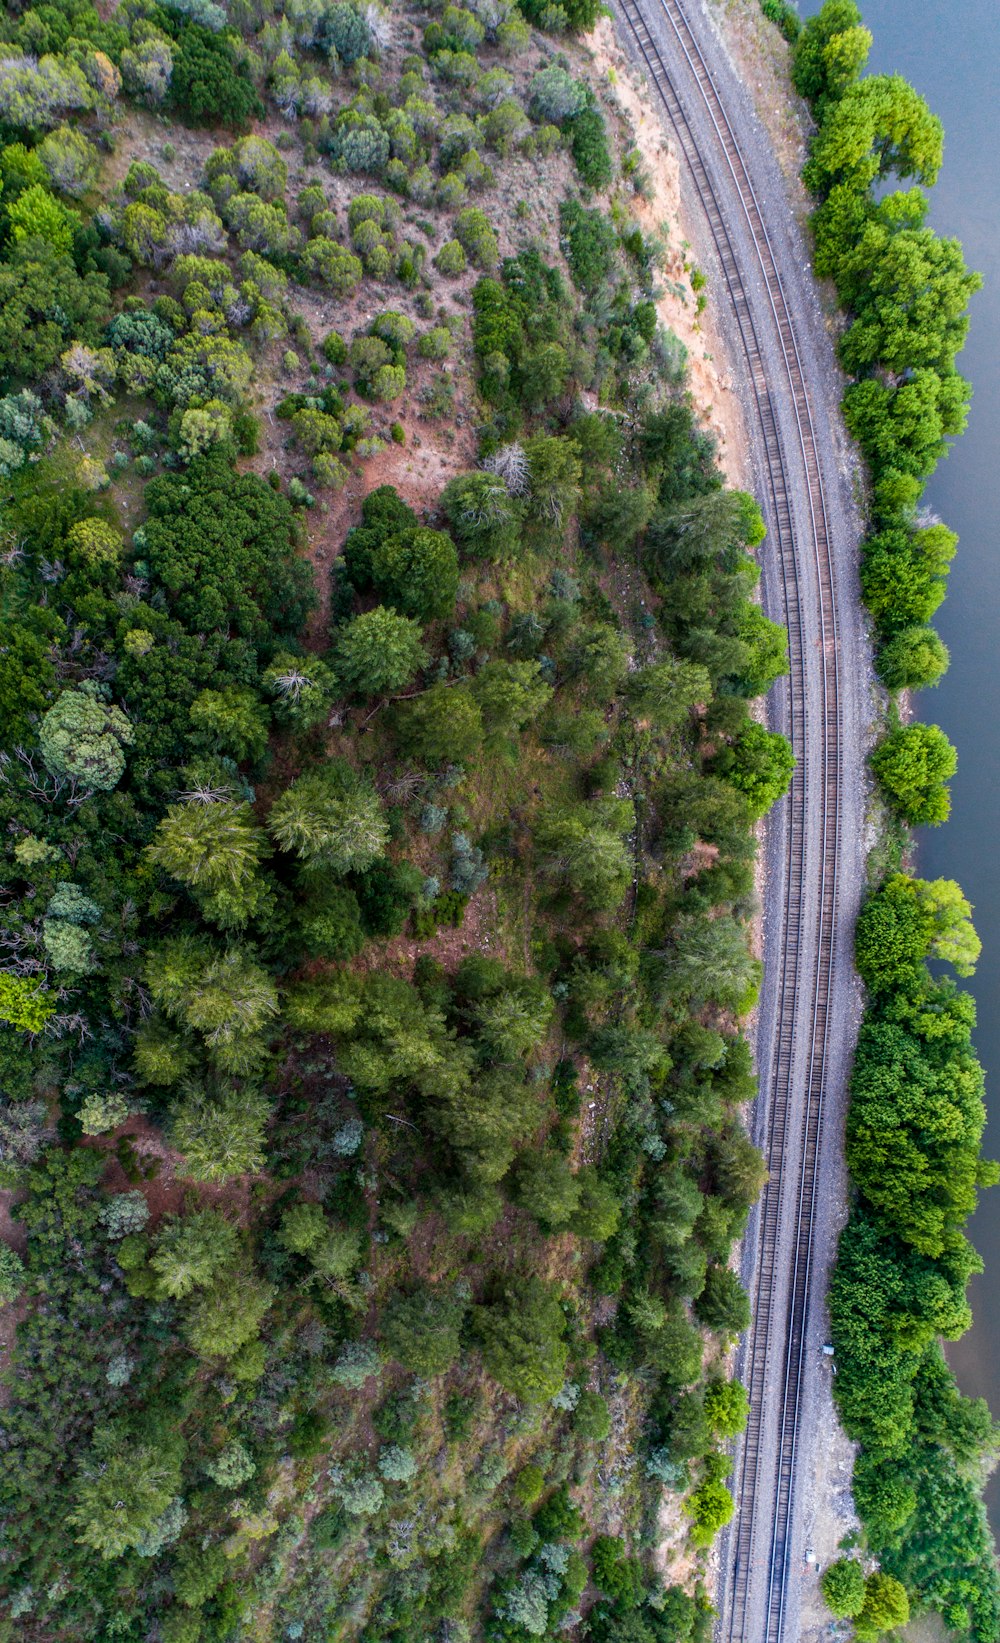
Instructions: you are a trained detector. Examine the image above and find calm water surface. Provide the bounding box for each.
[796,0,1000,1528]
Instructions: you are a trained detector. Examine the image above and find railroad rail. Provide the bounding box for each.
[614,2,843,1638]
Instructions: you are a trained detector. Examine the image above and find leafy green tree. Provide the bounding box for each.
[381,1285,466,1376]
[628,658,711,730]
[334,607,428,696]
[716,723,794,817]
[574,1390,611,1441]
[703,1378,749,1438]
[837,222,980,376]
[0,1244,26,1305]
[148,798,268,927]
[820,1557,866,1619]
[877,625,949,691]
[142,455,313,648]
[0,974,55,1033]
[695,1265,751,1338]
[149,1210,239,1298]
[171,1085,270,1180]
[476,1276,569,1402]
[806,74,944,194]
[911,875,982,974]
[69,1435,184,1559]
[844,367,970,481]
[860,524,954,630]
[513,1151,581,1230]
[39,685,133,790]
[168,22,264,129]
[189,685,269,762]
[535,799,633,912]
[38,124,100,196]
[183,1263,274,1359]
[0,241,109,380]
[471,660,553,737]
[684,1478,734,1548]
[871,722,957,825]
[204,1440,256,1488]
[262,651,336,729]
[665,915,761,1011]
[267,761,388,871]
[369,527,459,621]
[440,471,523,559]
[791,0,871,114]
[8,183,80,253]
[855,1572,909,1641]
[454,206,499,270]
[301,236,364,294]
[396,683,484,766]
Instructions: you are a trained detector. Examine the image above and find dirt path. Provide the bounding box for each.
[611,1,873,1637]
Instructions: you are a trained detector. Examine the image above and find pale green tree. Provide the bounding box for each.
[149,1210,240,1298]
[171,1084,270,1182]
[334,607,427,696]
[147,798,269,928]
[267,761,388,871]
[69,1436,184,1560]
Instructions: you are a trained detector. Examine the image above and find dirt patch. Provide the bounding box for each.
[588,16,750,489]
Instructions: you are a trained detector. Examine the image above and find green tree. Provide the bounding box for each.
[695,1265,751,1338]
[70,1436,184,1559]
[147,798,268,927]
[855,1572,909,1641]
[791,1,871,114]
[267,762,388,871]
[534,799,633,912]
[703,1378,749,1438]
[8,183,80,253]
[149,1210,239,1298]
[628,658,711,730]
[513,1151,581,1230]
[471,660,553,737]
[716,723,795,817]
[369,527,459,621]
[262,651,335,728]
[666,915,761,1011]
[189,685,269,762]
[0,974,56,1033]
[837,223,981,376]
[476,1276,569,1401]
[0,241,109,380]
[877,625,949,691]
[684,1478,734,1548]
[171,1085,270,1182]
[820,1557,866,1619]
[396,683,484,766]
[440,471,523,559]
[183,1263,274,1358]
[806,74,944,194]
[39,685,133,790]
[871,722,957,825]
[381,1285,466,1376]
[334,607,428,696]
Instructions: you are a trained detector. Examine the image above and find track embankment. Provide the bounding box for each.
[612,2,870,1637]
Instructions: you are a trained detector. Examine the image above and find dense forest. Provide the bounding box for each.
[0,2,795,1640]
[779,3,1000,1638]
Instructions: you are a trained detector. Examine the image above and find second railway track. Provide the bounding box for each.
[614,1,846,1639]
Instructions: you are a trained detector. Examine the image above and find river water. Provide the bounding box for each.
[796,0,1000,1530]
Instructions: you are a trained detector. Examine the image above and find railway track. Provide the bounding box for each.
[614,2,843,1638]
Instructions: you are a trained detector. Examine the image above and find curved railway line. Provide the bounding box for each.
[614,2,848,1639]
